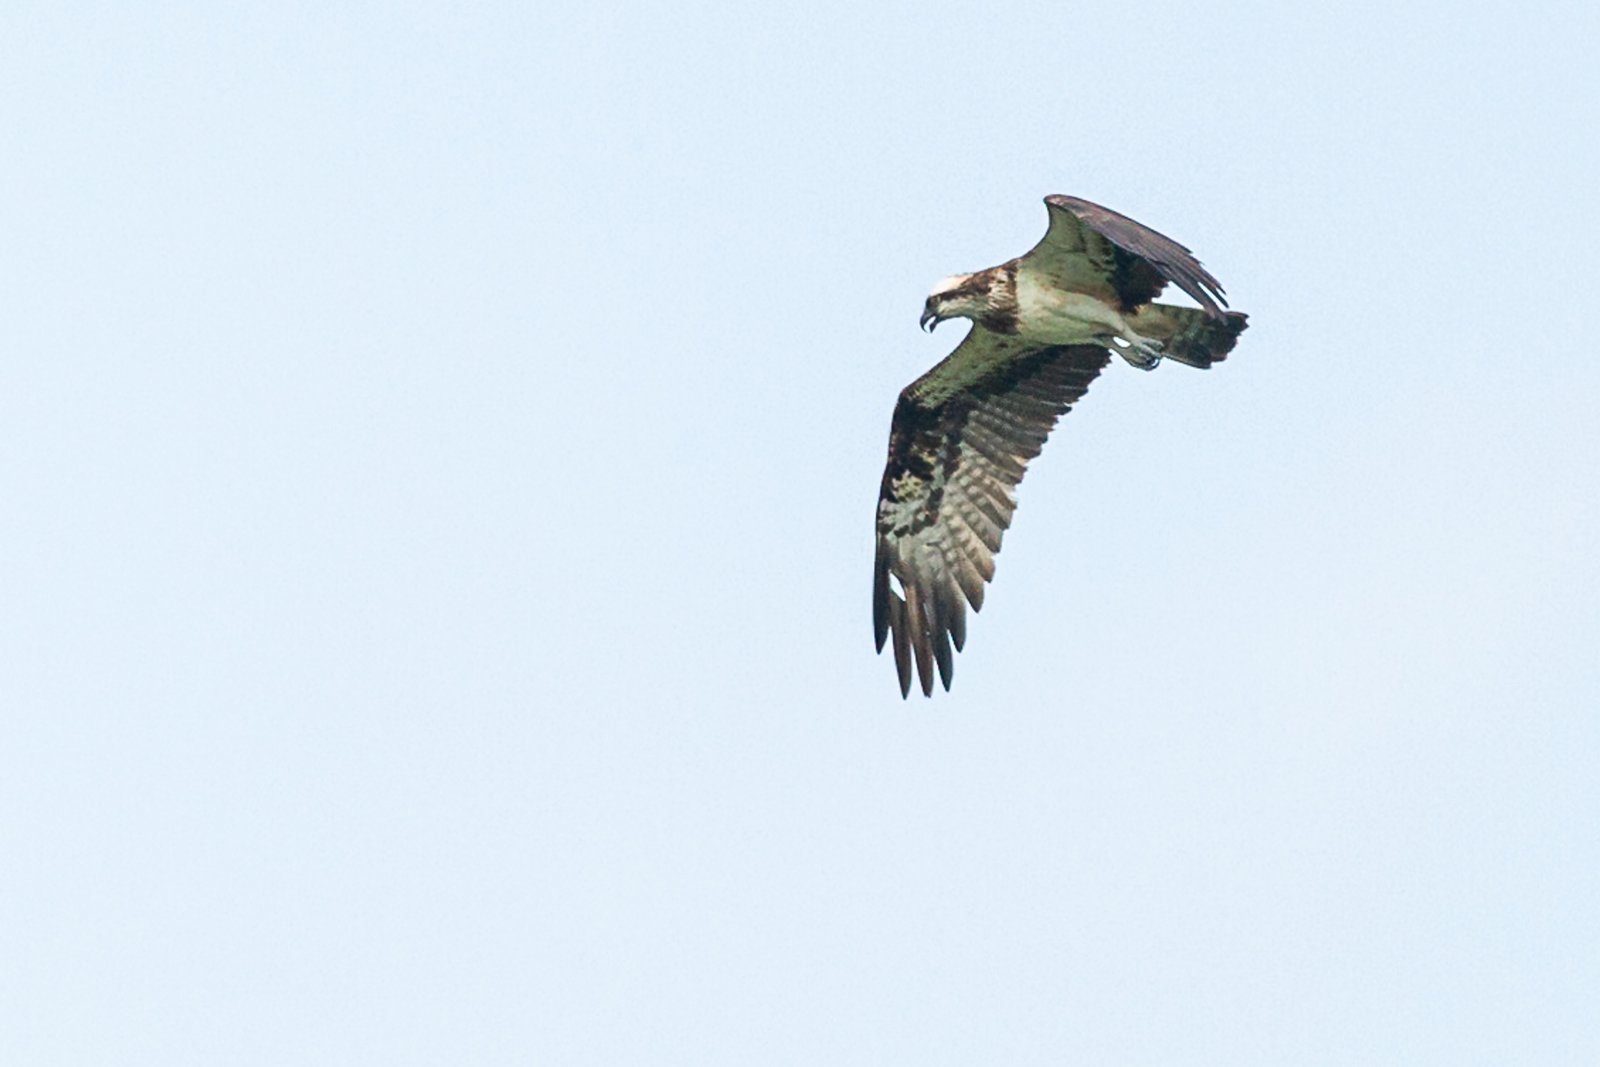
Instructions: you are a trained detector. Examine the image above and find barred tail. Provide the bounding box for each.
[1127,304,1249,368]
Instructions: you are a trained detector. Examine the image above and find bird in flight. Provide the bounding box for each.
[874,195,1248,697]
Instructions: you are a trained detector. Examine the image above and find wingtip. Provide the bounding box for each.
[889,596,912,697]
[873,544,891,651]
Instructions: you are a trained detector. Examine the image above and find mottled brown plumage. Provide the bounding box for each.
[875,196,1248,697]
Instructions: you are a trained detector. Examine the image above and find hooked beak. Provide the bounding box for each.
[920,309,939,333]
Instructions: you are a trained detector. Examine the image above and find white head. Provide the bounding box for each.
[920,272,985,332]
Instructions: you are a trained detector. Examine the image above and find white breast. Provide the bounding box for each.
[1015,272,1127,345]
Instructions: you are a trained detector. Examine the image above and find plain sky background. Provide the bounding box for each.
[4,2,1598,1063]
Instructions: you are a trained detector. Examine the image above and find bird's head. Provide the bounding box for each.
[920,273,986,332]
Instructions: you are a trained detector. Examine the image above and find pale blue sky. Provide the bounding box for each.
[3,2,1597,1063]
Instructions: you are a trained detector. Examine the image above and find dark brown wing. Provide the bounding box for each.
[1023,195,1230,320]
[874,331,1111,697]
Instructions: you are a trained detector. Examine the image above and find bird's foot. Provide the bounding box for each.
[1115,336,1164,371]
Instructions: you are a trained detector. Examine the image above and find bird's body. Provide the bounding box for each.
[1016,279,1132,345]
[874,195,1248,697]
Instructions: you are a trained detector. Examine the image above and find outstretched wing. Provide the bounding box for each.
[1022,194,1230,320]
[874,331,1110,697]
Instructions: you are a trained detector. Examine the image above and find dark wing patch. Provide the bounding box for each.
[874,336,1110,697]
[1029,195,1231,320]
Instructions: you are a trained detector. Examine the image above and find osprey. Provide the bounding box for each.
[874,195,1248,697]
